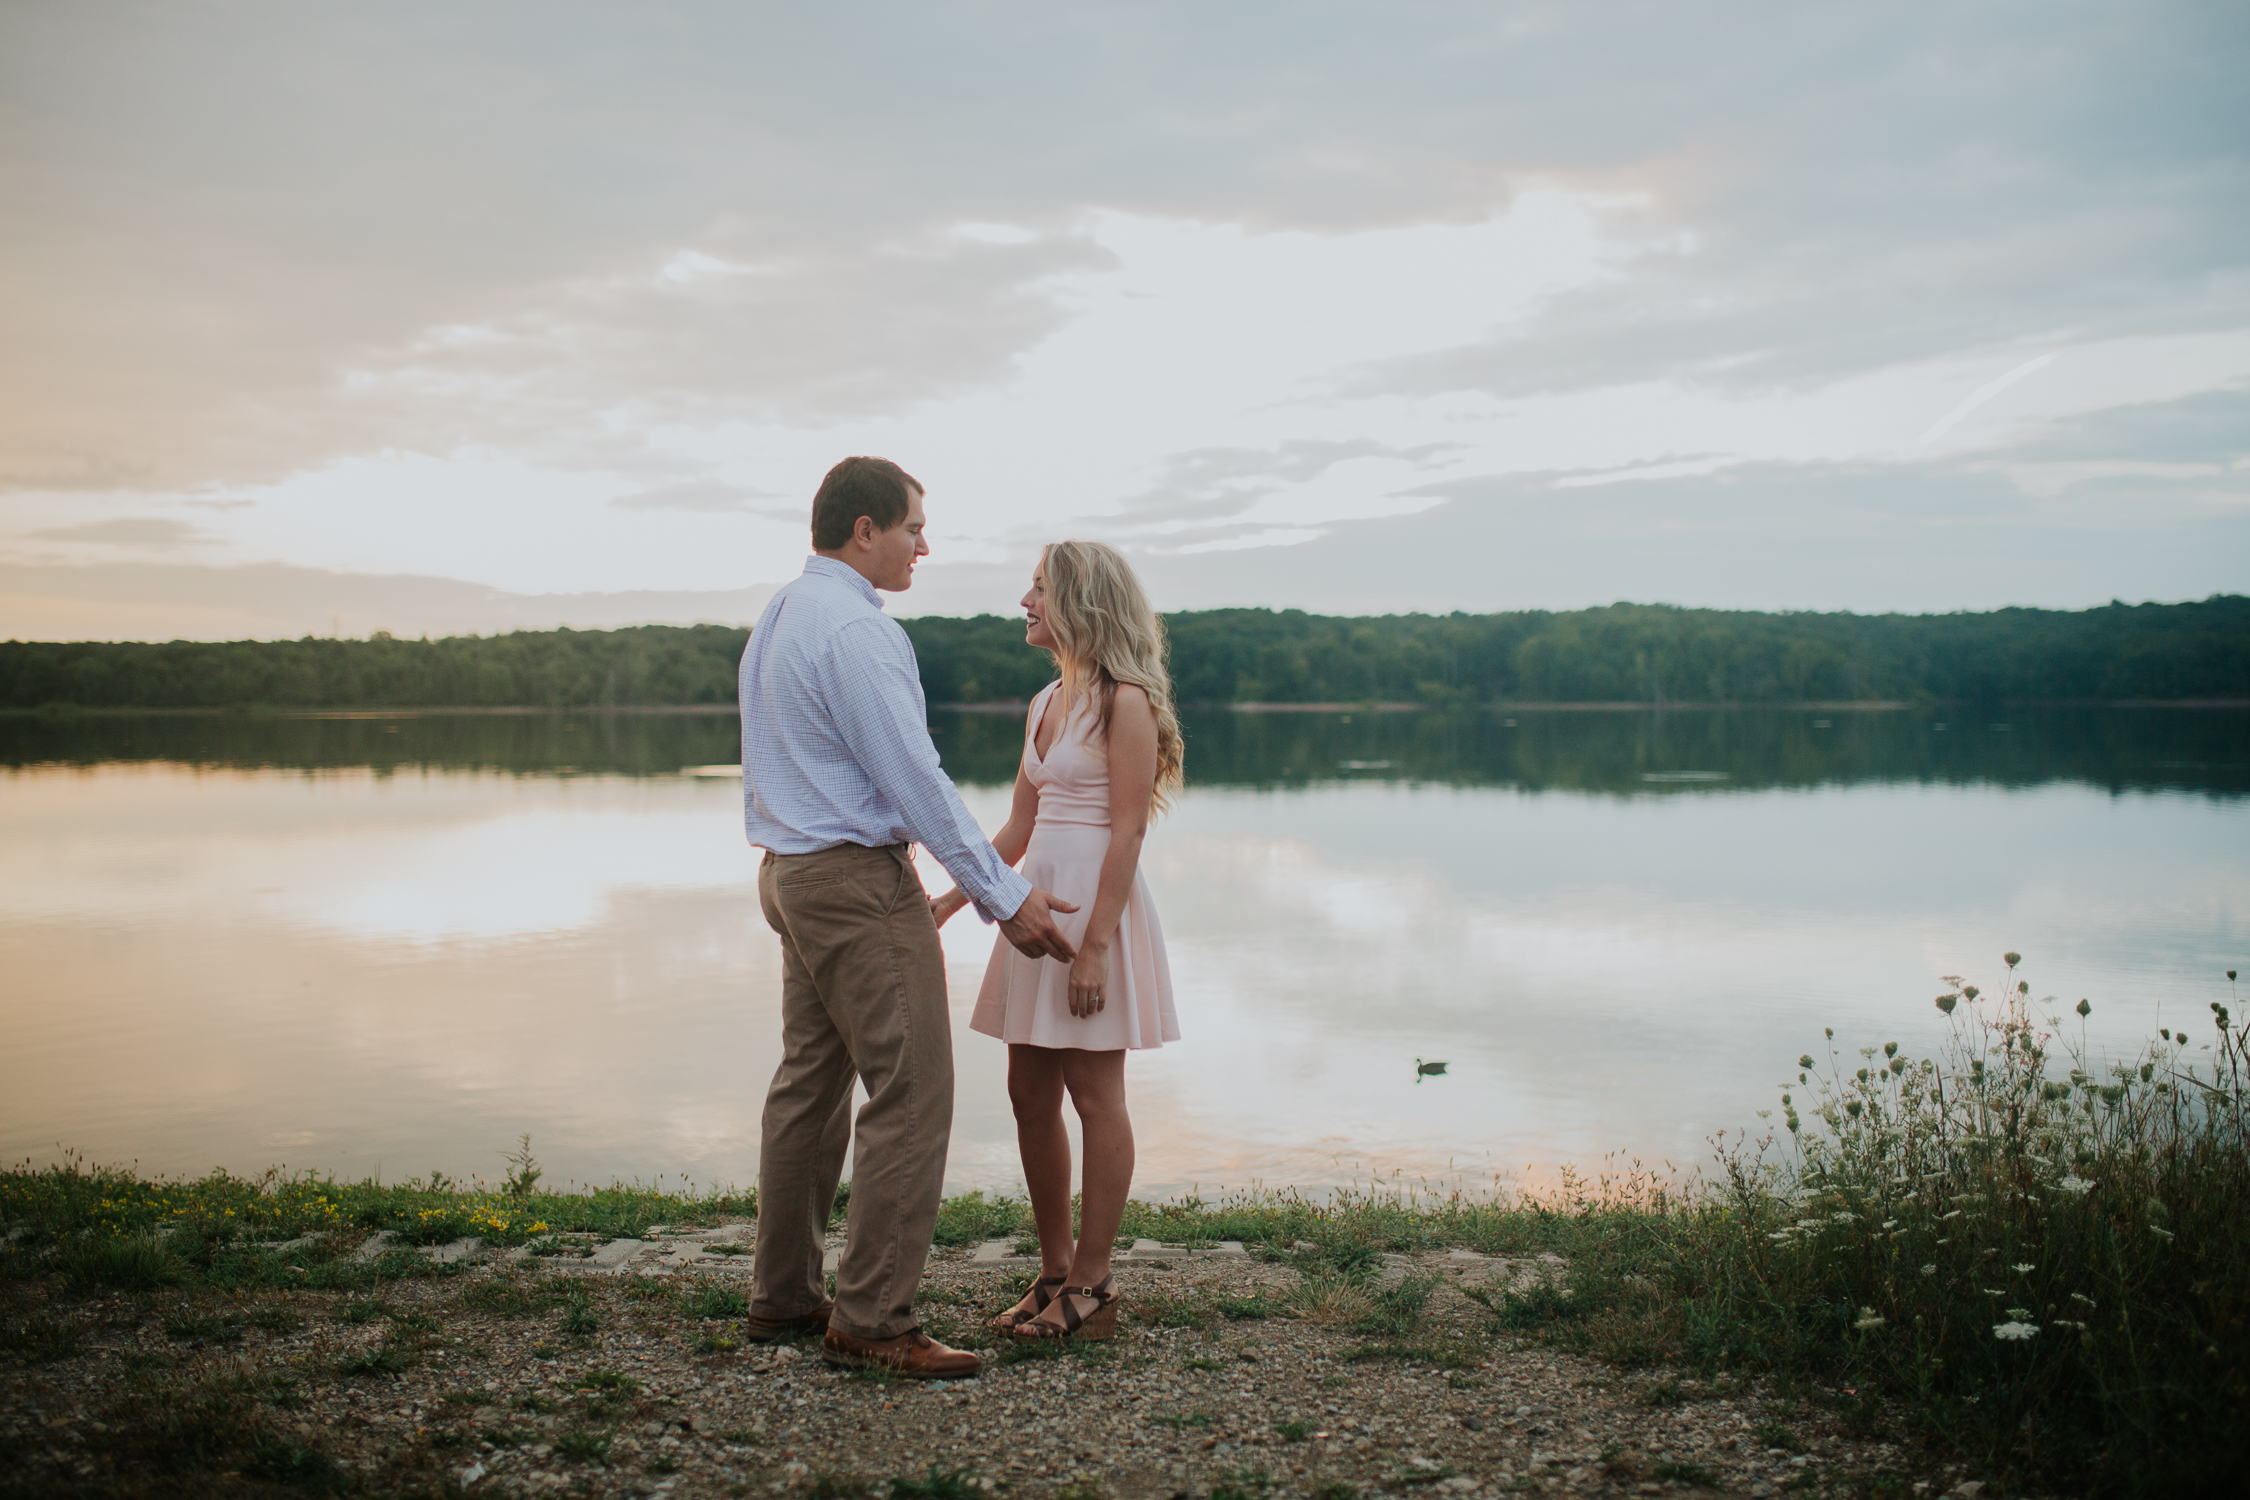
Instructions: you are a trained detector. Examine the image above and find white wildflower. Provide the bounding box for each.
[1830,1211,1858,1223]
[1853,1308,1886,1331]
[2011,1262,2036,1274]
[2052,1319,2087,1331]
[1880,1220,1898,1231]
[2069,1293,2096,1308]
[2150,1225,2174,1240]
[1767,1232,1795,1243]
[1920,1264,1937,1277]
[1940,1210,1963,1221]
[1992,1321,2040,1341]
[2055,1176,2093,1195]
[2006,1307,2032,1319]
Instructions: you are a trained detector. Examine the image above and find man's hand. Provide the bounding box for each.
[998,887,1079,962]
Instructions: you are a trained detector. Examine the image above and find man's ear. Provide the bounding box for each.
[852,514,877,549]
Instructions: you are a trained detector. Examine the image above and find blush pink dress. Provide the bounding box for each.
[969,681,1181,1051]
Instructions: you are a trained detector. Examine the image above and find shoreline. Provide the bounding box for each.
[6,697,2246,719]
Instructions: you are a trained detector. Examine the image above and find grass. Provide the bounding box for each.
[887,1466,983,1499]
[1752,1418,1805,1452]
[0,1151,755,1258]
[457,1273,565,1316]
[59,1232,180,1292]
[0,1309,86,1362]
[1340,1341,1474,1368]
[1652,1460,1719,1487]
[685,1281,749,1318]
[1350,1271,1439,1336]
[161,1310,246,1345]
[335,1345,409,1377]
[554,1428,612,1464]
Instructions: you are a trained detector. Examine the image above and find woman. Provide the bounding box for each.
[930,540,1184,1341]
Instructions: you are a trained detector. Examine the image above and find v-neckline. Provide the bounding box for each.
[1030,682,1069,764]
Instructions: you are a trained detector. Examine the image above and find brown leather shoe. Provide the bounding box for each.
[741,1302,833,1343]
[820,1326,982,1379]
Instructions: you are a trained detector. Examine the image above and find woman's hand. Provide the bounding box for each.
[929,889,969,928]
[1068,938,1111,1017]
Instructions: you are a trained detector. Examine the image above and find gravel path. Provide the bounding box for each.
[0,1231,1967,1499]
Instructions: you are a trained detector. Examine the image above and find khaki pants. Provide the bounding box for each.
[752,841,952,1341]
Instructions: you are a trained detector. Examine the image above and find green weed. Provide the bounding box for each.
[1752,1418,1804,1452]
[887,1465,984,1499]
[1652,1460,1718,1487]
[457,1275,561,1317]
[59,1233,178,1292]
[555,1429,612,1464]
[162,1310,246,1345]
[686,1282,749,1319]
[1351,1271,1439,1336]
[0,1311,85,1363]
[336,1346,408,1377]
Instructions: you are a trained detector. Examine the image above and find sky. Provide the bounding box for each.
[2,1,2245,640]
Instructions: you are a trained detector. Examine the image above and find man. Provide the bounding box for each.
[738,456,1078,1380]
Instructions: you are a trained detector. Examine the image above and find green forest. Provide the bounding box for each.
[3,596,2245,710]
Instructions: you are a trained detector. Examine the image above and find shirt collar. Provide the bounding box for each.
[802,554,883,609]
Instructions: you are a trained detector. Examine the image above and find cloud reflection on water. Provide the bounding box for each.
[1,761,2241,1199]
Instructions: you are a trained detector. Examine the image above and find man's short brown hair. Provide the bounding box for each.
[810,457,922,550]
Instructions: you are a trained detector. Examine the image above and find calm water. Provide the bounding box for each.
[2,707,2243,1199]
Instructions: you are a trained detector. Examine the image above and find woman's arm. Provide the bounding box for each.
[1067,685,1157,1016]
[930,738,1045,927]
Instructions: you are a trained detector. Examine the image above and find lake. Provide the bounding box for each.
[2,706,2243,1200]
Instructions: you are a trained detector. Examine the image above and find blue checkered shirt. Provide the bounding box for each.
[739,555,1032,924]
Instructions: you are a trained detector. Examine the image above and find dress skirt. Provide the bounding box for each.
[968,819,1180,1052]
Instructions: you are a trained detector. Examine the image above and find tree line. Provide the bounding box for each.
[3,596,2244,710]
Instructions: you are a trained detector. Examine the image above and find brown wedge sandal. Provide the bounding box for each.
[992,1275,1067,1334]
[1012,1274,1122,1342]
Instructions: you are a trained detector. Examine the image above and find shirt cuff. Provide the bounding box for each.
[971,866,1034,925]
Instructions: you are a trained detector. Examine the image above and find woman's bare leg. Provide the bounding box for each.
[1026,1048,1132,1330]
[1004,1045,1075,1320]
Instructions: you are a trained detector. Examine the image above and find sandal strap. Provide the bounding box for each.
[997,1275,1071,1330]
[1055,1276,1117,1331]
[1020,1274,1118,1338]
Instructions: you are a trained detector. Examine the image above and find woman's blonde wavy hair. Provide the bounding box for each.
[1037,540,1185,816]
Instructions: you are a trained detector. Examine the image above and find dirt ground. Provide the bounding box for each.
[0,1235,1973,1499]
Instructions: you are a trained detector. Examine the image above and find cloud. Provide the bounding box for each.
[0,561,775,643]
[5,383,2238,638]
[6,2,2243,498]
[27,516,206,549]
[1087,440,1463,536]
[0,2,2242,626]
[610,480,791,516]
